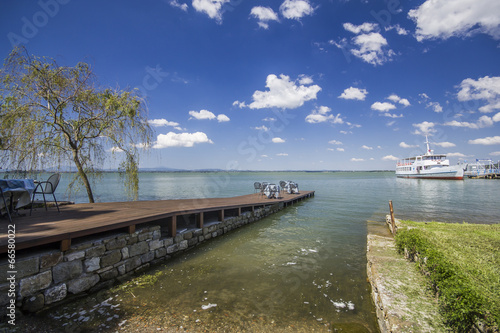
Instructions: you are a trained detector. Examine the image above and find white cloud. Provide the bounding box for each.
[339,87,368,100]
[361,145,373,150]
[447,152,467,158]
[489,151,500,156]
[337,148,345,152]
[351,32,394,66]
[457,76,500,113]
[371,102,396,112]
[385,24,409,35]
[493,112,500,122]
[399,142,419,148]
[246,74,321,109]
[217,114,230,122]
[250,6,279,29]
[279,0,315,20]
[298,74,314,85]
[189,109,216,120]
[305,106,344,124]
[427,101,443,113]
[272,137,286,143]
[192,0,229,23]
[148,119,180,127]
[263,117,276,122]
[350,158,364,162]
[153,131,213,148]
[335,23,394,65]
[189,110,229,122]
[408,0,500,41]
[343,22,377,34]
[277,152,288,156]
[233,100,247,108]
[387,94,411,107]
[169,0,188,11]
[382,155,399,161]
[434,141,456,148]
[443,115,494,129]
[413,121,436,135]
[254,125,269,131]
[329,140,343,145]
[468,136,500,145]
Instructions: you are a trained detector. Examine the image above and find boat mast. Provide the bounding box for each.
[425,135,433,155]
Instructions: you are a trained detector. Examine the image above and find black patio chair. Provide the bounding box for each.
[0,187,12,222]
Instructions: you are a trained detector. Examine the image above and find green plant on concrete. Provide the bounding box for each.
[395,223,499,332]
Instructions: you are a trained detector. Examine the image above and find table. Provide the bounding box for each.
[0,179,36,211]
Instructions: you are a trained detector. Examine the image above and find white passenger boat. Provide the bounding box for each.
[395,137,465,180]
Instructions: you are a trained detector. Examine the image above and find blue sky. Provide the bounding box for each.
[1,0,500,170]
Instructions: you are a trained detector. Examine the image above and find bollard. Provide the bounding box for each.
[389,200,396,235]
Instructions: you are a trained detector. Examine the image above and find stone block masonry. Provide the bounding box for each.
[0,203,283,316]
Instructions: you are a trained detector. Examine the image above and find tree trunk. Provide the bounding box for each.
[72,149,95,203]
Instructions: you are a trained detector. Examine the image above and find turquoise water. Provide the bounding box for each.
[29,172,499,332]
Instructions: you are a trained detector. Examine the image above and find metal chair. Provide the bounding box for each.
[30,173,61,215]
[253,182,261,194]
[0,188,12,222]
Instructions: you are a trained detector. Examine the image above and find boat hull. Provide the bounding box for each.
[396,167,464,180]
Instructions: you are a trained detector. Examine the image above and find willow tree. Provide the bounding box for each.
[0,47,153,202]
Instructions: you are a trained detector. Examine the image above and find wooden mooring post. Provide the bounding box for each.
[389,200,396,235]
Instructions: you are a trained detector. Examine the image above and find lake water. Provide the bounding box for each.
[23,172,499,332]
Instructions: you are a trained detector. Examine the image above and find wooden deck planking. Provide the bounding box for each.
[0,191,314,253]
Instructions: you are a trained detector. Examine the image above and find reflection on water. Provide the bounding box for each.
[19,172,499,332]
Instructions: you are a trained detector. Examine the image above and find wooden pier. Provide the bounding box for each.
[0,191,314,254]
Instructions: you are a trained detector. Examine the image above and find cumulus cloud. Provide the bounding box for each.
[245,74,321,109]
[305,106,344,124]
[192,0,229,23]
[250,6,279,29]
[457,76,500,113]
[399,142,419,148]
[148,119,181,128]
[350,158,364,162]
[468,136,500,145]
[413,121,436,135]
[382,155,399,161]
[447,152,467,158]
[385,24,409,35]
[153,131,213,148]
[351,32,394,66]
[189,109,229,122]
[272,137,286,143]
[408,0,500,41]
[336,23,394,66]
[387,94,410,107]
[427,101,443,113]
[434,141,456,148]
[279,0,315,20]
[169,0,188,11]
[444,115,494,129]
[254,125,269,131]
[277,152,288,156]
[217,114,230,122]
[329,140,343,145]
[339,87,368,100]
[371,102,396,112]
[361,145,373,150]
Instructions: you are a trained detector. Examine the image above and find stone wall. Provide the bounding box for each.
[0,203,282,316]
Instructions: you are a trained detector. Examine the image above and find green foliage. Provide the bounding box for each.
[395,223,499,332]
[0,47,153,202]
